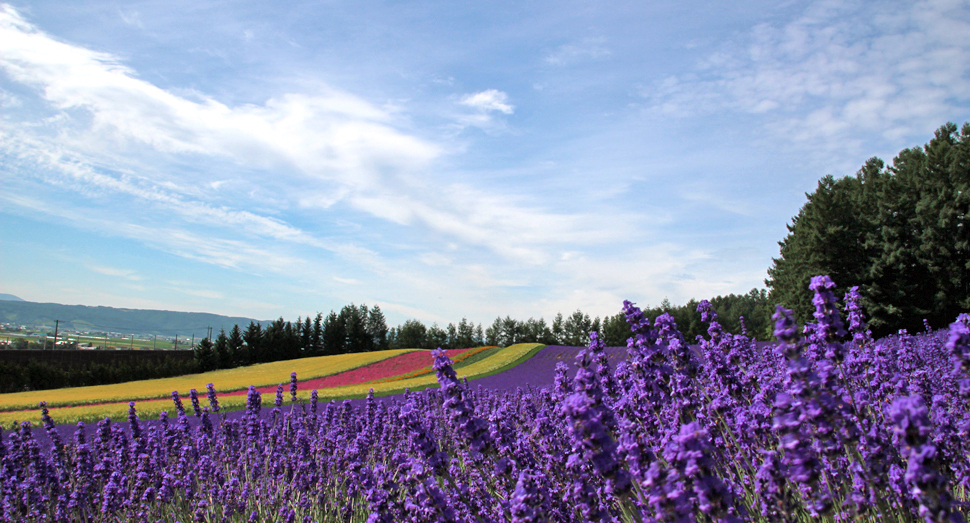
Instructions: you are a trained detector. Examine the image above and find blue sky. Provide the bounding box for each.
[1,0,968,327]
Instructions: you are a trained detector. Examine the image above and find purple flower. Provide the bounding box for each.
[845,286,872,346]
[128,401,141,441]
[946,314,970,397]
[663,422,743,522]
[889,396,963,523]
[432,349,493,458]
[205,383,220,413]
[189,388,202,418]
[289,372,298,402]
[171,390,186,417]
[511,471,546,523]
[561,392,631,495]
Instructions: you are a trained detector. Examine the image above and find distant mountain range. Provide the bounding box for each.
[0,299,270,338]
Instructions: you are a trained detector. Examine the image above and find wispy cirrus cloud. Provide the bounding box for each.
[644,0,970,154]
[544,37,611,66]
[87,265,142,281]
[0,4,635,274]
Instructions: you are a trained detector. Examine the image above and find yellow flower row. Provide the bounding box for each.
[0,344,544,427]
[0,349,416,412]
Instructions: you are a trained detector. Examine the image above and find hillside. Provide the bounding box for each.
[0,300,269,337]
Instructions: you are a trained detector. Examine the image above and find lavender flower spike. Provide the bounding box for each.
[946,314,970,398]
[889,396,964,523]
[511,471,547,523]
[432,348,493,458]
[206,383,220,413]
[809,275,847,362]
[171,390,186,417]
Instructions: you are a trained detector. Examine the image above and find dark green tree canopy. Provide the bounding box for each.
[767,122,970,336]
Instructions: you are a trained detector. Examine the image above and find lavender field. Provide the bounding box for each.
[2,276,970,522]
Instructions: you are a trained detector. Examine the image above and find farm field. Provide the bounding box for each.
[3,280,969,522]
[0,344,540,426]
[0,332,182,350]
[0,348,418,413]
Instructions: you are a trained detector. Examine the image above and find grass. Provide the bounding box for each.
[0,333,182,349]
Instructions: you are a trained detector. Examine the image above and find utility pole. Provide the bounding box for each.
[105,331,109,350]
[153,334,157,350]
[191,334,194,350]
[174,334,179,351]
[130,335,133,350]
[52,320,59,350]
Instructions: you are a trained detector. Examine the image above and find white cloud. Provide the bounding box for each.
[88,265,142,281]
[0,5,633,274]
[0,5,439,185]
[118,9,143,29]
[0,88,19,107]
[544,37,611,66]
[644,0,970,153]
[459,89,514,114]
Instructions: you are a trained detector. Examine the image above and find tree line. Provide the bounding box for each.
[767,122,969,337]
[193,291,774,371]
[0,356,196,394]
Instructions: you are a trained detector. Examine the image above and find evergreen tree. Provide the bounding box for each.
[282,319,301,359]
[396,319,427,349]
[322,311,346,355]
[500,316,521,346]
[523,317,553,344]
[485,318,501,346]
[427,323,448,350]
[474,323,484,346]
[301,316,312,354]
[243,322,263,365]
[602,312,629,347]
[194,337,217,372]
[456,318,476,348]
[367,305,389,351]
[228,324,245,366]
[262,318,287,362]
[311,313,324,355]
[344,304,371,353]
[551,313,565,345]
[213,329,230,370]
[767,122,970,335]
[563,310,592,346]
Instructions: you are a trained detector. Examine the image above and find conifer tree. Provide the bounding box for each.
[367,305,389,351]
[213,329,230,370]
[228,324,244,366]
[767,122,969,335]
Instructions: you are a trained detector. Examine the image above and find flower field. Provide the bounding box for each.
[0,349,417,412]
[222,346,490,396]
[2,276,969,522]
[0,345,539,427]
